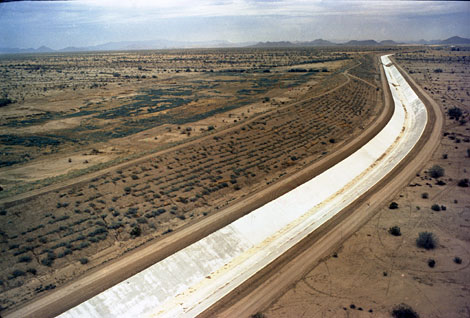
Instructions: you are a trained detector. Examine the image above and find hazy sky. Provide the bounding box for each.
[0,0,469,49]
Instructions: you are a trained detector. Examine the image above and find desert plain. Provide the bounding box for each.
[0,46,468,318]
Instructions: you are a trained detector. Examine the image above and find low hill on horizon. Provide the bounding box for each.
[1,36,469,54]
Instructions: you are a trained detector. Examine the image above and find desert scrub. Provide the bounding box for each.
[130,226,141,237]
[18,255,32,263]
[9,269,26,279]
[41,251,57,266]
[78,239,90,247]
[389,226,401,236]
[428,165,444,179]
[447,106,462,119]
[416,232,437,250]
[457,178,469,187]
[0,97,13,107]
[137,217,148,224]
[392,303,419,318]
[389,202,399,210]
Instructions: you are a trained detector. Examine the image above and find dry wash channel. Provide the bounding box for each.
[50,54,427,318]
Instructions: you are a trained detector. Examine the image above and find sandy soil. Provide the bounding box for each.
[0,50,349,193]
[3,60,389,318]
[209,49,469,318]
[0,51,383,316]
[0,149,119,182]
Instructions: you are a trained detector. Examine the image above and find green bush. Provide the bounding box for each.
[41,251,57,267]
[389,202,399,210]
[0,98,12,107]
[389,226,401,236]
[79,241,90,249]
[40,257,52,266]
[108,221,123,229]
[428,165,444,178]
[80,258,89,265]
[18,255,32,263]
[458,179,469,187]
[392,303,419,318]
[130,226,141,237]
[11,269,26,278]
[454,256,462,264]
[448,106,462,119]
[137,217,148,224]
[431,204,441,212]
[88,227,107,237]
[416,232,437,250]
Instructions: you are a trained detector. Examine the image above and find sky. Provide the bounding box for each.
[0,0,469,49]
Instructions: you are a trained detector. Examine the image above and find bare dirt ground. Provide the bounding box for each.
[0,49,384,315]
[3,56,392,318]
[217,48,470,318]
[0,49,348,194]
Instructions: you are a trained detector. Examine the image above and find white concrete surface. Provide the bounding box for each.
[58,55,427,318]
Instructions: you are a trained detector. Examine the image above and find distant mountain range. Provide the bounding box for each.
[0,39,256,54]
[415,36,470,45]
[251,36,470,48]
[1,36,469,54]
